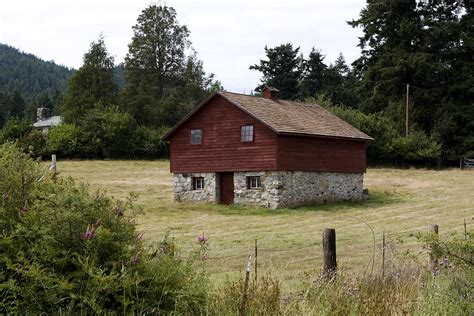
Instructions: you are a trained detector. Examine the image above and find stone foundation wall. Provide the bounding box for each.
[234,171,363,209]
[173,173,218,203]
[173,171,363,209]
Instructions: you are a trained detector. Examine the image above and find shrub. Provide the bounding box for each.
[0,143,208,313]
[46,123,80,156]
[78,106,137,158]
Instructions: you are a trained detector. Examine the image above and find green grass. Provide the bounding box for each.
[54,160,474,291]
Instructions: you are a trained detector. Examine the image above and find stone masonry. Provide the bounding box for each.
[173,173,218,203]
[173,171,363,209]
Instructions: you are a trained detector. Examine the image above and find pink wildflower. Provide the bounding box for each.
[196,233,208,245]
[82,219,101,241]
[82,224,95,240]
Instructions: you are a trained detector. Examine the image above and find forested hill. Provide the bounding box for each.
[0,44,74,101]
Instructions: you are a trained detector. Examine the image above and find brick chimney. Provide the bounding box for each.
[36,107,49,122]
[262,86,279,100]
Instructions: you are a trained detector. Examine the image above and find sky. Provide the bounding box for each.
[0,0,366,93]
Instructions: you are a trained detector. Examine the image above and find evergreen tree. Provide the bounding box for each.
[122,4,213,127]
[299,48,327,98]
[350,0,473,160]
[324,54,359,107]
[60,36,117,123]
[250,43,303,100]
[0,44,73,102]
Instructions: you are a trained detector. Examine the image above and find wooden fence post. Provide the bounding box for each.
[254,239,258,283]
[240,255,252,316]
[460,156,464,170]
[49,154,57,173]
[429,224,439,273]
[382,230,386,278]
[464,219,467,241]
[322,228,337,279]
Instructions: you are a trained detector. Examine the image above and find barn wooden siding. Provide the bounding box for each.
[169,95,367,174]
[169,95,278,173]
[276,135,367,173]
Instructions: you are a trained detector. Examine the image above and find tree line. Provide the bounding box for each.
[249,1,473,165]
[1,1,472,164]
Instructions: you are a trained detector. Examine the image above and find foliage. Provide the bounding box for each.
[209,275,281,315]
[307,96,441,164]
[0,44,73,102]
[46,124,81,156]
[60,36,117,123]
[78,106,137,158]
[250,43,303,100]
[122,4,216,127]
[0,118,45,157]
[0,143,208,313]
[349,0,474,161]
[0,91,28,128]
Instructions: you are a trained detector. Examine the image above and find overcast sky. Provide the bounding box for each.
[0,0,366,93]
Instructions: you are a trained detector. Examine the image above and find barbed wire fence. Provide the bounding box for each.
[192,217,471,281]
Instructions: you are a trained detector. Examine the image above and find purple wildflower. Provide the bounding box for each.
[82,224,96,241]
[196,233,208,245]
[20,206,28,213]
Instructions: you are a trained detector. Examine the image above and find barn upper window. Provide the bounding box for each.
[193,177,205,190]
[241,125,254,142]
[247,176,262,189]
[190,128,202,144]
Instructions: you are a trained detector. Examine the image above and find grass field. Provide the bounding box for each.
[55,160,473,291]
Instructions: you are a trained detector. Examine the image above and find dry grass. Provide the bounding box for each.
[54,160,474,291]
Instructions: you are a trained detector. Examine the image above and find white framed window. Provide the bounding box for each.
[241,125,254,142]
[190,128,202,144]
[193,177,205,190]
[247,176,262,189]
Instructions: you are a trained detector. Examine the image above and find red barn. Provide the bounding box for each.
[163,87,373,209]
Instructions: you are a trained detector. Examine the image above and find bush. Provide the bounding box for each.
[308,96,442,165]
[46,124,80,156]
[130,126,169,158]
[392,130,441,161]
[0,143,208,313]
[0,118,45,157]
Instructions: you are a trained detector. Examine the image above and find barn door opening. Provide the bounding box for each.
[219,172,234,205]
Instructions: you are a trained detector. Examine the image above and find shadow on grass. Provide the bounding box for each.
[212,190,409,216]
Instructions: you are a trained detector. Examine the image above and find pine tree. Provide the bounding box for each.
[299,48,328,98]
[122,4,193,126]
[60,36,117,123]
[250,43,303,100]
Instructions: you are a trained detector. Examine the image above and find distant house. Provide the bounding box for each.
[33,107,62,133]
[162,86,373,209]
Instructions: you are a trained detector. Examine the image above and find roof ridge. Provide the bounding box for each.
[221,91,320,107]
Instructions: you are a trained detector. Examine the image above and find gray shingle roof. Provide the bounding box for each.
[220,92,373,141]
[163,91,373,141]
[33,116,62,128]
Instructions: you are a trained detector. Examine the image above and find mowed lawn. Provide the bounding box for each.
[55,160,473,290]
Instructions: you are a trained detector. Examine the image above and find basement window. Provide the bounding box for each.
[241,125,254,142]
[190,128,202,144]
[247,176,262,189]
[193,177,205,190]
